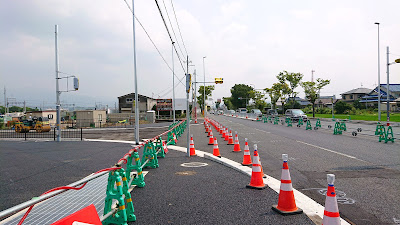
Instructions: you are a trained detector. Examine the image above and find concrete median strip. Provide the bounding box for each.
[166,144,350,225]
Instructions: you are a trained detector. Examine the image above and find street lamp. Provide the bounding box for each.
[203,56,206,117]
[385,46,400,124]
[375,22,381,121]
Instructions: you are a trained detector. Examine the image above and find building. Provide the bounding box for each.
[340,88,372,103]
[26,110,58,125]
[360,84,400,111]
[315,95,338,108]
[118,93,157,113]
[285,97,311,107]
[75,110,106,127]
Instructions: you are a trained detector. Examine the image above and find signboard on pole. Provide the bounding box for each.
[156,99,173,111]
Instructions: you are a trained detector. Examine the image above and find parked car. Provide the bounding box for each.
[236,108,247,113]
[285,109,307,121]
[266,109,278,118]
[251,109,263,119]
[227,110,235,115]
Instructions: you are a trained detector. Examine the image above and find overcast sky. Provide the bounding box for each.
[1,0,400,109]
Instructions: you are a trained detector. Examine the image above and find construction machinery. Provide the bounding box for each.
[15,117,51,133]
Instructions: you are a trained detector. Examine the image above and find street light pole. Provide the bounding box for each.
[132,0,139,144]
[186,55,190,157]
[172,42,176,124]
[203,56,206,118]
[55,25,61,142]
[386,46,390,124]
[375,22,381,122]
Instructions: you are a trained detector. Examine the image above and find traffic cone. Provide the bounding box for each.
[246,146,266,189]
[205,124,209,133]
[173,133,178,144]
[213,137,221,158]
[227,130,234,145]
[224,129,229,141]
[208,131,214,145]
[272,154,303,215]
[195,118,197,124]
[233,131,241,151]
[189,135,196,156]
[241,138,252,165]
[162,140,169,154]
[219,125,224,135]
[207,126,211,137]
[322,174,340,225]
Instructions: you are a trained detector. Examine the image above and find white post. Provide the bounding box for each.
[55,25,61,142]
[172,42,176,124]
[375,22,381,121]
[132,0,139,144]
[386,46,390,123]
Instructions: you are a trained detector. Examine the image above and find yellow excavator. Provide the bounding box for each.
[15,117,51,133]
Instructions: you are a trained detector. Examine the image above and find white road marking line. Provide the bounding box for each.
[296,140,365,162]
[254,128,270,133]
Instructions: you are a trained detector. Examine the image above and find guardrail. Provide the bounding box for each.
[0,119,187,224]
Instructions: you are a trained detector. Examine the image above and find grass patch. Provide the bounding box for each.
[307,113,400,122]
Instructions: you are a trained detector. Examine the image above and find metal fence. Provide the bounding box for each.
[0,128,82,140]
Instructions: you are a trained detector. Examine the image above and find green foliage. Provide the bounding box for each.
[229,84,255,109]
[223,97,233,110]
[197,85,215,112]
[215,101,221,109]
[353,99,363,110]
[252,90,267,110]
[277,71,304,98]
[301,78,330,117]
[0,106,39,114]
[285,100,301,109]
[334,101,353,114]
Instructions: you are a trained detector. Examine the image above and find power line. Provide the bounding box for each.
[154,0,186,73]
[162,0,186,59]
[170,0,188,56]
[121,0,185,86]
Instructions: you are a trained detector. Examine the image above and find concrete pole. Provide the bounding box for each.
[172,42,176,123]
[186,55,190,157]
[203,56,206,117]
[55,25,61,142]
[386,46,390,124]
[375,22,381,121]
[132,0,139,144]
[194,69,197,123]
[3,87,7,114]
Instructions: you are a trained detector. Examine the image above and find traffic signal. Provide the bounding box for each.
[215,78,223,84]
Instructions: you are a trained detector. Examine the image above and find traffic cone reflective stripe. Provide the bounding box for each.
[162,141,169,154]
[228,130,234,145]
[272,154,303,215]
[246,148,266,189]
[173,133,178,144]
[224,129,229,141]
[233,132,241,151]
[219,126,224,135]
[322,174,340,225]
[208,131,214,145]
[189,136,196,156]
[213,137,221,157]
[242,138,252,165]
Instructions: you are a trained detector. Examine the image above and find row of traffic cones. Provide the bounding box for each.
[205,117,341,223]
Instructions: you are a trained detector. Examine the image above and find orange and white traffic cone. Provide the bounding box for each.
[213,137,221,158]
[241,138,252,165]
[162,140,169,154]
[189,135,196,156]
[224,129,229,141]
[173,133,178,144]
[219,125,224,135]
[208,131,214,145]
[246,146,266,189]
[322,174,340,225]
[272,154,303,215]
[227,130,234,145]
[233,131,241,152]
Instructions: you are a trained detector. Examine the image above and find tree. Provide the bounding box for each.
[222,97,233,110]
[265,84,281,110]
[301,78,330,117]
[353,99,363,110]
[215,101,221,109]
[229,84,255,109]
[276,71,303,112]
[252,90,267,110]
[335,101,353,114]
[197,85,215,113]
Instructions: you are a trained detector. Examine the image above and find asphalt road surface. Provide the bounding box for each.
[201,115,400,225]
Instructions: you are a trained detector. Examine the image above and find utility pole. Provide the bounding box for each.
[386,46,390,124]
[55,25,61,142]
[132,0,139,145]
[3,87,6,114]
[203,56,206,117]
[375,22,381,122]
[193,69,197,123]
[186,55,190,157]
[172,42,176,123]
[23,100,26,113]
[311,70,315,82]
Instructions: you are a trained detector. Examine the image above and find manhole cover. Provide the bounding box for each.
[175,171,197,176]
[180,162,208,167]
